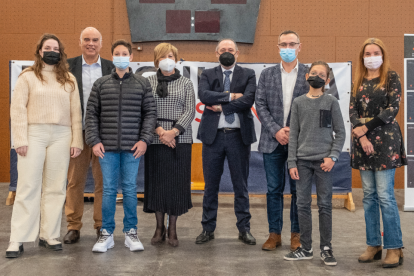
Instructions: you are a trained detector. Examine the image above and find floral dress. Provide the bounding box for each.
[349,71,407,171]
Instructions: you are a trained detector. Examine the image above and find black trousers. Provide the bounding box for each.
[201,130,252,232]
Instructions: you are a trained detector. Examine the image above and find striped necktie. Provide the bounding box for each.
[223,70,235,124]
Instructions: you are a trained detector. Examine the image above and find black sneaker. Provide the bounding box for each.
[284,247,314,261]
[321,247,337,266]
[195,231,214,244]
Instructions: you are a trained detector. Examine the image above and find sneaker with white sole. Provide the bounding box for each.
[125,229,144,252]
[92,229,114,253]
[321,246,337,266]
[284,247,314,261]
[5,242,23,258]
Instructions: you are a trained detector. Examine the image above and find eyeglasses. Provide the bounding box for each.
[309,71,327,79]
[278,42,300,48]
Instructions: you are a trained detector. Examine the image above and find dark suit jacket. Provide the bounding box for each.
[67,55,114,119]
[197,64,257,145]
[255,62,309,153]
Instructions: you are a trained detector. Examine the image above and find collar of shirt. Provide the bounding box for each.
[280,60,299,74]
[221,64,236,74]
[82,55,102,67]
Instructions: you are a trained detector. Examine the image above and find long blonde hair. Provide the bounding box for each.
[21,33,75,92]
[352,38,391,96]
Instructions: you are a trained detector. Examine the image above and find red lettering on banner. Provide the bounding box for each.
[195,103,260,123]
[195,102,205,122]
[251,106,260,122]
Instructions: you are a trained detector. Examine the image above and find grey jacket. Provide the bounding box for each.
[255,63,309,153]
[85,68,157,151]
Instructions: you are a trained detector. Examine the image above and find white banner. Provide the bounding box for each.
[10,61,352,152]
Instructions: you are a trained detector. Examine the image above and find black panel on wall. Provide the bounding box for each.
[125,0,261,43]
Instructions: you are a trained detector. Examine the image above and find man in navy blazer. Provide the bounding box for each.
[196,39,257,245]
[255,30,309,251]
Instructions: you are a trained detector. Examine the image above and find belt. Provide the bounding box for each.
[359,117,373,124]
[218,128,240,133]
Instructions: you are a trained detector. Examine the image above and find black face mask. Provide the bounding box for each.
[42,51,61,65]
[219,52,235,67]
[307,75,326,89]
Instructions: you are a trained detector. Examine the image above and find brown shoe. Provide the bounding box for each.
[382,248,403,268]
[290,232,300,251]
[63,230,80,244]
[358,246,382,263]
[96,226,101,240]
[262,233,281,251]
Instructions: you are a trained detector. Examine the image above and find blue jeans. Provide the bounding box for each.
[360,169,403,249]
[99,151,141,234]
[263,144,299,234]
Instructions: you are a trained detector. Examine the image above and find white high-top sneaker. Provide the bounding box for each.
[92,229,114,253]
[125,229,144,252]
[6,242,23,258]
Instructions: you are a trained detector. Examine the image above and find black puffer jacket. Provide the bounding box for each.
[85,68,157,151]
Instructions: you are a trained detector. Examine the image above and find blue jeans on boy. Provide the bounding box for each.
[99,151,141,234]
[263,144,300,234]
[360,168,403,249]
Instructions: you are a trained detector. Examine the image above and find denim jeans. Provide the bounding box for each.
[263,144,299,234]
[360,169,403,249]
[99,151,141,234]
[296,159,333,251]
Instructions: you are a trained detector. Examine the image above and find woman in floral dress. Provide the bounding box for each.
[349,38,406,268]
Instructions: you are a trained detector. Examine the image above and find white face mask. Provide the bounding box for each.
[364,56,383,70]
[159,58,176,72]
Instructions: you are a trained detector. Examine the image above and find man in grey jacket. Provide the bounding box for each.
[255,30,309,251]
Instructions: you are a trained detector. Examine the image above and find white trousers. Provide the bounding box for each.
[10,124,71,242]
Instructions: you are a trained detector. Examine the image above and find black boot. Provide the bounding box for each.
[195,231,215,244]
[167,215,179,247]
[151,212,166,245]
[239,231,256,245]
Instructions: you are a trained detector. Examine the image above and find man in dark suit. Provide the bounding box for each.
[64,27,115,244]
[255,30,309,251]
[196,39,257,245]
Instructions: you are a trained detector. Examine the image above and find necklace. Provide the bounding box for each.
[308,93,322,98]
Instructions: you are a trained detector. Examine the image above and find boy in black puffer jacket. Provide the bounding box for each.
[85,39,157,253]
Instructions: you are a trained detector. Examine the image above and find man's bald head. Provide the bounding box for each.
[79,27,102,62]
[80,27,102,43]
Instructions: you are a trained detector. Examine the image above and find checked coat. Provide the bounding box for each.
[255,63,309,154]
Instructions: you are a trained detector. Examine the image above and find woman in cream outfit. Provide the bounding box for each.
[6,33,83,258]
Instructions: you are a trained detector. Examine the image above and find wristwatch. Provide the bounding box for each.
[140,139,146,144]
[331,157,338,162]
[172,128,180,136]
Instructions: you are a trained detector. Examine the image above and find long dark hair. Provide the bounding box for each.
[21,33,75,92]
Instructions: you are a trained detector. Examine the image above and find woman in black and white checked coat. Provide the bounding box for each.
[143,43,195,247]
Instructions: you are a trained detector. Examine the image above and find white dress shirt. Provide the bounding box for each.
[218,65,241,129]
[82,55,102,128]
[280,60,299,127]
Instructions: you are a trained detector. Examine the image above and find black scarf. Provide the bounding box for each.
[156,69,181,98]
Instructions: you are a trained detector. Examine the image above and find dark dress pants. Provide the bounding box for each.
[201,130,252,232]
